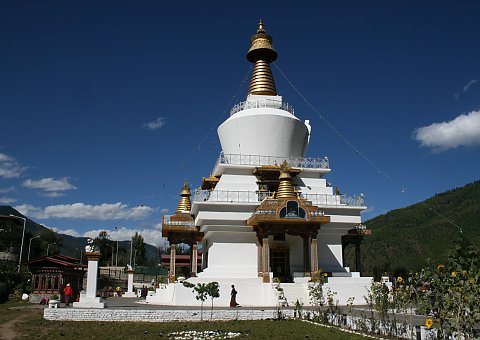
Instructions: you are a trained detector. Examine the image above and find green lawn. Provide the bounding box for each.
[1,302,369,339]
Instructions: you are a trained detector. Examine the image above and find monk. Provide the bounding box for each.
[230,285,239,307]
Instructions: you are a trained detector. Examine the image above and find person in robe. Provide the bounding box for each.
[230,285,239,307]
[63,283,73,307]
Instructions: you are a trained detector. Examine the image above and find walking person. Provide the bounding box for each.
[230,285,239,307]
[63,283,73,307]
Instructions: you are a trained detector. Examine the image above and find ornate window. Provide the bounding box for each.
[279,201,306,219]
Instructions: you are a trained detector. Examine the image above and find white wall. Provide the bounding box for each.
[317,234,345,272]
[214,174,258,191]
[200,231,258,278]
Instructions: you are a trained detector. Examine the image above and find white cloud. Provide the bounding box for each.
[463,79,478,92]
[160,208,169,213]
[0,196,17,204]
[25,202,154,220]
[51,227,81,238]
[0,154,27,178]
[413,110,480,152]
[41,192,66,198]
[361,206,374,214]
[23,177,77,192]
[83,227,166,247]
[454,79,478,99]
[0,187,15,194]
[142,117,165,130]
[14,204,42,217]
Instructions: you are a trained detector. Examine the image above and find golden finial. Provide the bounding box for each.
[176,180,192,213]
[246,20,278,96]
[275,161,297,199]
[257,19,265,33]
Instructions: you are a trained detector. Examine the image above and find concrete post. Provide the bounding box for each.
[123,268,136,297]
[73,251,105,308]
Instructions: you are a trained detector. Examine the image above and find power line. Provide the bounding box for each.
[160,65,252,188]
[273,61,464,234]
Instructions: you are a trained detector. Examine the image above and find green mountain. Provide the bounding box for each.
[356,180,480,277]
[0,206,159,265]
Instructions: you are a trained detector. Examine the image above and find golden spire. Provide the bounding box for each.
[176,180,192,213]
[246,20,278,96]
[275,161,297,199]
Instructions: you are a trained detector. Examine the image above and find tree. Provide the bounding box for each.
[38,228,62,257]
[132,232,146,266]
[206,282,220,320]
[94,231,114,266]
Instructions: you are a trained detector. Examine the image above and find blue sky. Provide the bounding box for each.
[1,1,479,246]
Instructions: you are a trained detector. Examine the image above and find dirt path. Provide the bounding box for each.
[0,314,23,340]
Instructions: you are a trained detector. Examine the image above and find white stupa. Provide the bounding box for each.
[148,21,372,307]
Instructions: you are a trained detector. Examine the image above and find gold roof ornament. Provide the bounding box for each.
[176,180,192,213]
[246,20,278,96]
[275,161,298,199]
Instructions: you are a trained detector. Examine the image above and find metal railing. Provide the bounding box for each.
[193,189,273,203]
[193,189,365,207]
[215,152,329,169]
[302,193,365,207]
[163,215,194,227]
[230,99,295,116]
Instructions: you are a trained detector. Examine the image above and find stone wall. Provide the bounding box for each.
[44,308,294,322]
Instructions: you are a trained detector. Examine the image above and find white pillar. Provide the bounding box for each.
[73,252,105,308]
[123,268,136,297]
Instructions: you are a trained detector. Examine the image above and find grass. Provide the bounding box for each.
[0,301,369,339]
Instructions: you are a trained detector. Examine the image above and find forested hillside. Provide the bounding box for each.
[352,180,480,277]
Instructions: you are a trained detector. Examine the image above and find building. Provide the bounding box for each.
[150,21,372,307]
[24,254,86,303]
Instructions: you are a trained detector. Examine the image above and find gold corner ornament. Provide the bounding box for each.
[246,20,278,96]
[176,179,192,213]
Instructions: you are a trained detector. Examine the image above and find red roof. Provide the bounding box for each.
[24,254,87,269]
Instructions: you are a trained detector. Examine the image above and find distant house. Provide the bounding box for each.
[24,254,86,303]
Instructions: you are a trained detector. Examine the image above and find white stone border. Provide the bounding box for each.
[44,308,294,322]
[301,319,386,340]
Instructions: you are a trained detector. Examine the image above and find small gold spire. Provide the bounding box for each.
[176,180,192,213]
[275,161,298,199]
[257,19,265,33]
[246,20,278,96]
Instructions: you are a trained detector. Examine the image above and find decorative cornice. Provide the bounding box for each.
[85,252,101,261]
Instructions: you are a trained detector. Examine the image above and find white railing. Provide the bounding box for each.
[215,152,329,169]
[230,99,295,116]
[302,193,365,207]
[163,215,194,227]
[193,189,273,203]
[193,189,365,207]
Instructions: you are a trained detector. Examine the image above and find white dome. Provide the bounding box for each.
[218,95,310,158]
